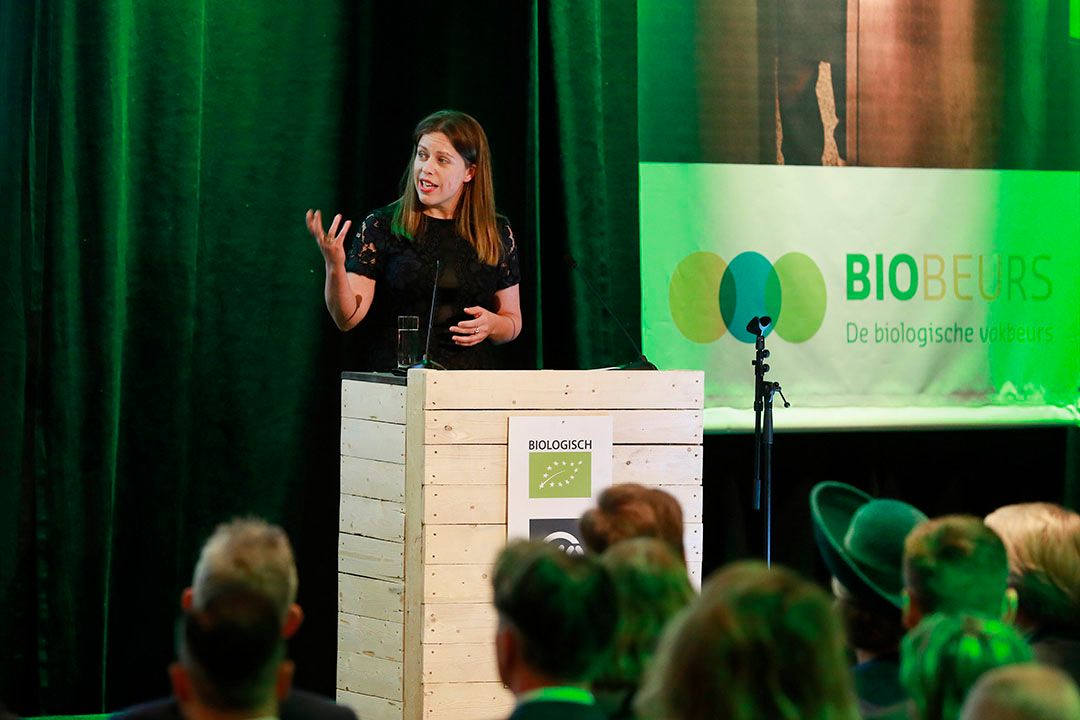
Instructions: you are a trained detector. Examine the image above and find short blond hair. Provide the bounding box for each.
[192,517,298,620]
[985,503,1080,631]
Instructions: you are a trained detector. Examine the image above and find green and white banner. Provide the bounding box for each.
[507,416,613,549]
[641,164,1080,429]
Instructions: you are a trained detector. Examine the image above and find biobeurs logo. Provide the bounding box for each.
[528,438,592,499]
[669,251,827,344]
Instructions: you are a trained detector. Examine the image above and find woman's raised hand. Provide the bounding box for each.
[306,209,352,267]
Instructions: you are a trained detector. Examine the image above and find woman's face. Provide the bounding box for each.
[413,131,475,219]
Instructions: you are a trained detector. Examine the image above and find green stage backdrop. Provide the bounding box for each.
[639,0,1080,430]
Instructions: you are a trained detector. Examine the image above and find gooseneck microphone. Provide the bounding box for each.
[417,260,446,370]
[566,255,657,370]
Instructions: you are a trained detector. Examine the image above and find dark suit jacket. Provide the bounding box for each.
[114,689,358,720]
[507,699,608,720]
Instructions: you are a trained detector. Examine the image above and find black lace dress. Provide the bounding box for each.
[345,203,520,370]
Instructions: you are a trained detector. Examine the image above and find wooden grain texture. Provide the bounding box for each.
[341,418,406,463]
[337,650,403,701]
[337,689,404,720]
[338,612,404,662]
[422,682,515,719]
[338,573,404,623]
[423,485,506,525]
[421,602,498,645]
[402,374,427,720]
[425,409,702,445]
[419,370,704,410]
[423,564,495,604]
[424,525,506,565]
[338,532,404,582]
[342,379,407,423]
[341,455,406,502]
[424,444,702,486]
[340,493,405,543]
[423,643,500,683]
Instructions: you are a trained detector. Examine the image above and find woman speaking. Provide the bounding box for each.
[306,110,522,370]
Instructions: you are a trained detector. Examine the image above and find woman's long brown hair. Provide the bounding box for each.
[392,110,501,266]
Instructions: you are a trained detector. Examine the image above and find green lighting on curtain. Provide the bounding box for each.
[1071,0,1079,40]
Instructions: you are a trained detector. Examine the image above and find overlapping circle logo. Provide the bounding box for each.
[669,251,827,343]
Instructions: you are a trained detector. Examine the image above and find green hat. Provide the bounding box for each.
[810,481,928,609]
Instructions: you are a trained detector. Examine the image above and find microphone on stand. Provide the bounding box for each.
[566,255,657,370]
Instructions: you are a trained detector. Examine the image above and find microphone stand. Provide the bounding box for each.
[749,317,789,567]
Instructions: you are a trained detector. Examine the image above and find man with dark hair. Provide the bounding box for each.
[902,514,1016,628]
[493,540,618,720]
[117,518,355,720]
[169,587,292,720]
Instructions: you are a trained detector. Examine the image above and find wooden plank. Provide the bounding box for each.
[337,689,403,720]
[422,682,515,719]
[423,485,506,525]
[613,445,703,485]
[424,409,702,445]
[656,485,703,524]
[338,533,404,582]
[685,523,703,562]
[424,565,495,604]
[341,418,406,463]
[338,612,404,662]
[340,494,405,543]
[341,456,405,502]
[420,370,704,410]
[342,379,407,424]
[402,374,427,720]
[688,561,703,589]
[424,643,500,683]
[338,573,404,623]
[424,525,506,565]
[337,650,403,701]
[424,445,506,485]
[422,602,498,645]
[424,444,702,486]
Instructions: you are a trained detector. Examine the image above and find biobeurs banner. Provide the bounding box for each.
[638,0,1079,429]
[641,164,1079,429]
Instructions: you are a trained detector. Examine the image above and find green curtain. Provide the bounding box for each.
[1,0,639,713]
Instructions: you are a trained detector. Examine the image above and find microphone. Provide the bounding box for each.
[746,316,772,337]
[566,255,657,370]
[416,259,446,370]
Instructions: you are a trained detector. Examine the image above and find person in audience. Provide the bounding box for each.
[985,502,1080,683]
[902,515,1016,628]
[900,613,1033,720]
[117,517,355,720]
[635,560,861,720]
[169,586,293,720]
[493,539,618,720]
[579,484,685,563]
[959,663,1080,720]
[810,481,928,718]
[591,538,695,720]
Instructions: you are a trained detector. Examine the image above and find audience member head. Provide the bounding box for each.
[579,484,685,562]
[903,515,1013,628]
[984,503,1080,636]
[594,538,695,691]
[959,663,1080,720]
[811,481,927,657]
[169,586,293,720]
[183,517,303,638]
[492,540,618,694]
[901,613,1033,720]
[636,560,860,720]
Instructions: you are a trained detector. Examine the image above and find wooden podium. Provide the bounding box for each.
[334,370,704,720]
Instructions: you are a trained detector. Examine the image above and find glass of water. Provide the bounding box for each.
[396,315,421,369]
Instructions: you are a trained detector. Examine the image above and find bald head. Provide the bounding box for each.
[960,664,1080,720]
